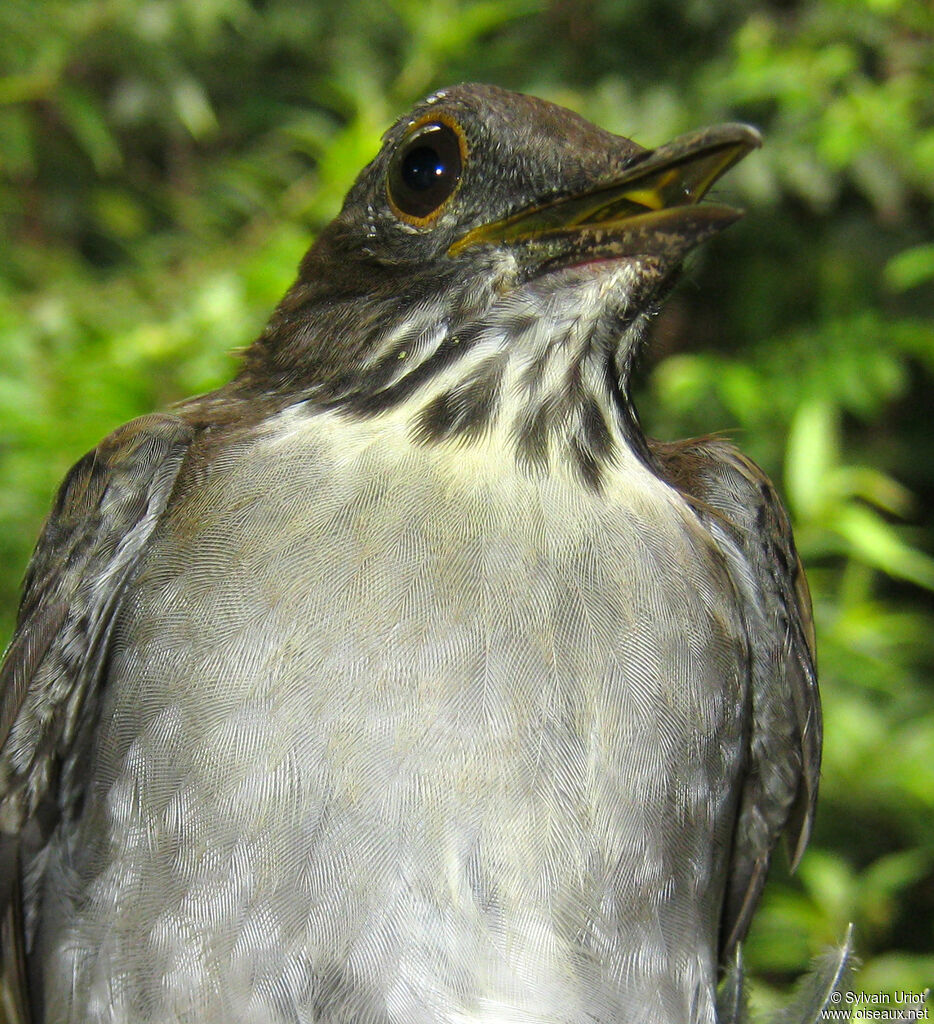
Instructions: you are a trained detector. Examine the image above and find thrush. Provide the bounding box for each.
[0,83,820,1024]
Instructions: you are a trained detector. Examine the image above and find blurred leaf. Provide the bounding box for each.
[885,243,934,292]
[57,82,122,172]
[833,505,934,591]
[785,399,838,519]
[171,75,218,138]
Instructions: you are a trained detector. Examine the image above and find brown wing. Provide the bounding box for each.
[651,435,821,959]
[0,414,194,1023]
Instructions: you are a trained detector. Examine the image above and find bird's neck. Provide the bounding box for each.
[340,281,652,489]
[239,265,655,489]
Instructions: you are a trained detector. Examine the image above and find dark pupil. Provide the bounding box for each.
[389,123,462,219]
[402,145,445,192]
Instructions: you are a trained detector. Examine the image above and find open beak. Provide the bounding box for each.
[448,123,761,267]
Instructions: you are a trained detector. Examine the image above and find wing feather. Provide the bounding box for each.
[0,413,194,1022]
[652,436,821,959]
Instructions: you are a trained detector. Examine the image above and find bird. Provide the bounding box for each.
[0,83,821,1024]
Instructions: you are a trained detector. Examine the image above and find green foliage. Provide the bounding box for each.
[1,0,932,1012]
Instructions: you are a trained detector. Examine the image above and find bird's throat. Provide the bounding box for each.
[336,270,653,490]
[244,256,655,490]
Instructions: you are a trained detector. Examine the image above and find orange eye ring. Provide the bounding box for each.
[387,114,467,226]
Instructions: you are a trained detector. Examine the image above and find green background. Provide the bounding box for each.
[1,0,932,1015]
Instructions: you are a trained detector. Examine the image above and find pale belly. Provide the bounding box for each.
[39,407,748,1024]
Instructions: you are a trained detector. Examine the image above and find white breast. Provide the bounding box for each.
[41,402,749,1024]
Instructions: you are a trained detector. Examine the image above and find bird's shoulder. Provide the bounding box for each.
[650,435,821,956]
[0,411,197,1022]
[1,412,196,838]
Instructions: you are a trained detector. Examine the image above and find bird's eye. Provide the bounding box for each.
[387,120,465,224]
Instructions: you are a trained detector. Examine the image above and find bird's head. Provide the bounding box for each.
[241,84,758,454]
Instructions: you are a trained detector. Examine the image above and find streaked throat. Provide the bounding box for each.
[333,265,653,491]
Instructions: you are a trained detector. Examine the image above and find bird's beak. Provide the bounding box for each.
[448,123,761,265]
